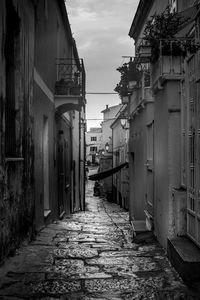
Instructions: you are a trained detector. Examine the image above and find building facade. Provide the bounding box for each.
[100,104,123,151]
[86,127,102,164]
[0,0,86,264]
[98,104,122,200]
[111,106,129,209]
[128,0,200,280]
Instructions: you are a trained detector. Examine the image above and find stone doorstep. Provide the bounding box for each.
[131,220,151,236]
[167,237,200,282]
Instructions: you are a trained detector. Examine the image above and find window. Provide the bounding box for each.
[91,136,97,141]
[170,0,177,13]
[90,147,97,152]
[5,0,20,157]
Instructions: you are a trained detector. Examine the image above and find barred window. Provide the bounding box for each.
[91,136,97,141]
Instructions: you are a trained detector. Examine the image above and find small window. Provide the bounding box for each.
[91,136,97,141]
[90,147,97,152]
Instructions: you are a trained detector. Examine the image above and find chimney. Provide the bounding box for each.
[106,105,108,109]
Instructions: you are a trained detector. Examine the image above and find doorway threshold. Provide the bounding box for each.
[131,220,151,235]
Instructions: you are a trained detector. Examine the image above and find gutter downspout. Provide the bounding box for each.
[79,110,81,210]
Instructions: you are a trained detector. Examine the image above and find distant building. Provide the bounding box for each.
[111,105,129,209]
[99,104,123,201]
[86,127,102,164]
[101,104,123,151]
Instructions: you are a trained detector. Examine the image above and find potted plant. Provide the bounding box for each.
[142,6,198,62]
[114,60,142,99]
[137,42,152,61]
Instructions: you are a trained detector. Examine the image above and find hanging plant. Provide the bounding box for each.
[114,61,142,99]
[142,6,199,61]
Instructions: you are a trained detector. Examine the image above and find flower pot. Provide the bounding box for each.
[138,45,152,57]
[128,81,138,91]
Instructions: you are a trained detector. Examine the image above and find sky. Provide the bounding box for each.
[66,0,139,129]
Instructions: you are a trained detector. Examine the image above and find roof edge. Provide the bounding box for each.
[129,0,154,41]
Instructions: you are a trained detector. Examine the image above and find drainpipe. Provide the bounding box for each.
[112,129,114,202]
[83,106,86,211]
[79,110,81,210]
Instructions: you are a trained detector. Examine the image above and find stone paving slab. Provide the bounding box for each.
[0,179,200,299]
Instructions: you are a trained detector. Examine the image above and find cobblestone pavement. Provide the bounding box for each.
[0,176,200,299]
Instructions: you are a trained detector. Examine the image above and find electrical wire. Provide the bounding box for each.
[86,92,117,95]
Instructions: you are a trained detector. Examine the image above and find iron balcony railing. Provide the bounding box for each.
[136,39,187,86]
[55,58,86,97]
[151,39,186,85]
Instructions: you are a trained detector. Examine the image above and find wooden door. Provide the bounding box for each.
[145,122,154,218]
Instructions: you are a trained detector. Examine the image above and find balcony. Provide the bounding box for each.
[152,54,184,90]
[150,40,185,90]
[136,40,152,64]
[55,58,86,113]
[129,67,153,116]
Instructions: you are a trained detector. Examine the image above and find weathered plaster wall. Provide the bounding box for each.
[129,111,146,220]
[154,81,181,247]
[112,121,129,209]
[33,84,56,228]
[33,0,75,227]
[0,0,35,263]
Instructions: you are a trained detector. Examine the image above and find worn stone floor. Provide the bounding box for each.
[0,176,200,299]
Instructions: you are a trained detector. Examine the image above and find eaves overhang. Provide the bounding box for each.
[58,0,73,45]
[129,0,154,41]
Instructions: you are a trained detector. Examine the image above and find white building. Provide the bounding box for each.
[86,127,102,164]
[100,104,123,151]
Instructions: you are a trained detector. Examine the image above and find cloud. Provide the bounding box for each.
[66,0,139,126]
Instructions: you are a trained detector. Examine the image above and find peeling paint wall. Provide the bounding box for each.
[112,121,129,209]
[0,0,84,264]
[154,81,181,248]
[0,0,35,263]
[33,0,75,227]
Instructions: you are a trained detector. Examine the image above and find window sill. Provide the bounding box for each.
[5,157,24,162]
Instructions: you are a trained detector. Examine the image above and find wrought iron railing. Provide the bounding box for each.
[151,39,186,85]
[55,58,86,97]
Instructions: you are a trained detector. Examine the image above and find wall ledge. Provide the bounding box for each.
[167,237,200,282]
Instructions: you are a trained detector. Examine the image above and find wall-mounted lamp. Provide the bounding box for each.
[120,119,126,127]
[105,142,109,152]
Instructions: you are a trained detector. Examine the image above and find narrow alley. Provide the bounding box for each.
[0,168,199,299]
